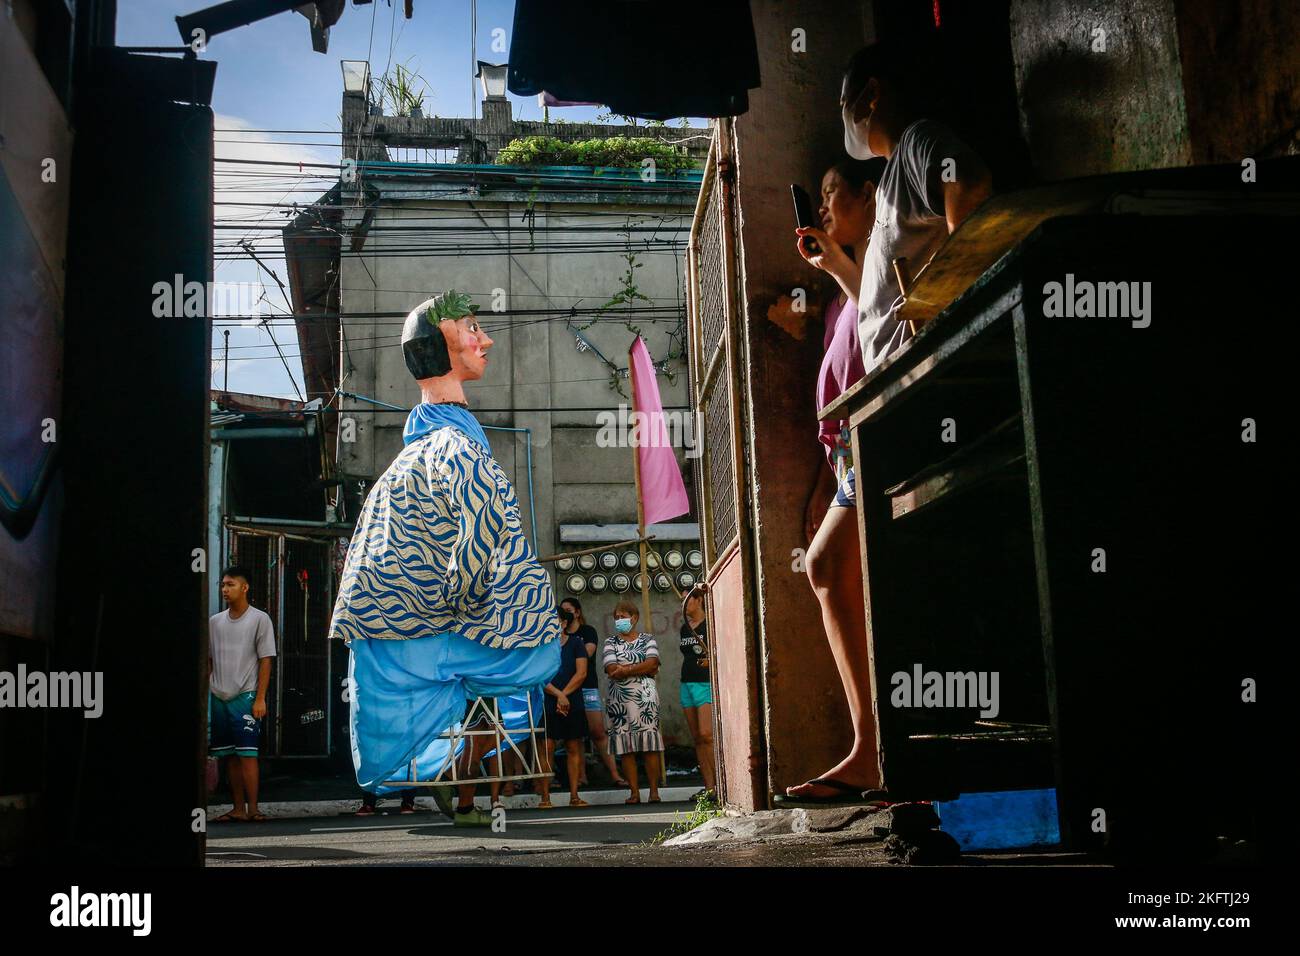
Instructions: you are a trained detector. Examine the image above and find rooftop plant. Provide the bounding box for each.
[495,135,697,174]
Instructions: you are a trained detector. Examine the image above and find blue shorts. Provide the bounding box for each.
[209,691,261,758]
[831,466,856,508]
[582,687,602,712]
[680,681,713,709]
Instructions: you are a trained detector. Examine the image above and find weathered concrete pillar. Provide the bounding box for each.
[728,0,875,803]
[1009,0,1300,180]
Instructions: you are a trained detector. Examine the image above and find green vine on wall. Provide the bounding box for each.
[567,221,685,397]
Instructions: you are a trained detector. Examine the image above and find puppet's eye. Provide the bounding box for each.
[469,322,480,333]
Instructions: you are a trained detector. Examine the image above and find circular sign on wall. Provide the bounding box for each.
[621,550,640,570]
[598,551,618,571]
[565,574,587,594]
[588,573,608,593]
[687,549,703,570]
[653,572,672,592]
[665,550,684,570]
[556,557,575,572]
[611,573,631,593]
[577,553,597,571]
[676,571,695,591]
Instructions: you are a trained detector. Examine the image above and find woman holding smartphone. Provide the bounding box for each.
[780,156,884,805]
[781,43,991,806]
[795,157,883,541]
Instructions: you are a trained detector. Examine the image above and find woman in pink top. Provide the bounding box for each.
[797,158,882,535]
[781,156,884,804]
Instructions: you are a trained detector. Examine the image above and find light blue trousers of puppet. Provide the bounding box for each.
[349,633,559,794]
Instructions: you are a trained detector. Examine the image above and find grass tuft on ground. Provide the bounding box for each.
[644,791,724,846]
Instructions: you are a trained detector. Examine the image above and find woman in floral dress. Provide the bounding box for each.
[602,600,663,803]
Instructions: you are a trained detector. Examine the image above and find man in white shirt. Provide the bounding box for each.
[845,43,992,372]
[208,566,277,822]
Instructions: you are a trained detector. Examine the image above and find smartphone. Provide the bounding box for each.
[790,184,821,255]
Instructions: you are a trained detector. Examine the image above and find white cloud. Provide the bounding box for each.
[211,114,335,399]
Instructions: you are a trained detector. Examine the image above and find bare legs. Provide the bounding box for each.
[223,755,260,819]
[622,752,662,803]
[585,708,628,786]
[644,752,662,802]
[684,705,717,793]
[786,501,882,798]
[538,739,556,806]
[456,729,493,810]
[565,742,585,803]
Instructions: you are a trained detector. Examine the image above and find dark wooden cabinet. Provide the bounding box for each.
[830,209,1285,857]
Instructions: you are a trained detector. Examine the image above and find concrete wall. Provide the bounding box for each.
[729,0,875,799]
[1009,0,1299,179]
[1009,0,1192,179]
[337,195,699,746]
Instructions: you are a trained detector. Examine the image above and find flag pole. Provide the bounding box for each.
[629,341,665,787]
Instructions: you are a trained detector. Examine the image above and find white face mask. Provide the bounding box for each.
[842,85,882,160]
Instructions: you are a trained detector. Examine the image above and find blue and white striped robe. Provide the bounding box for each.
[329,403,559,791]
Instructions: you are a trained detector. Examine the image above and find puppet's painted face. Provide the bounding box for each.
[401,292,491,382]
[442,315,494,381]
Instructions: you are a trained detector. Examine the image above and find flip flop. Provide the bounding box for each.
[773,777,876,807]
[859,789,898,806]
[537,800,554,809]
[247,812,270,822]
[211,810,248,824]
[569,797,590,808]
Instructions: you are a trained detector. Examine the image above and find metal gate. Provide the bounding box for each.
[686,120,766,811]
[228,527,333,757]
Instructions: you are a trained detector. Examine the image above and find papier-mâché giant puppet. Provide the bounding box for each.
[328,291,559,824]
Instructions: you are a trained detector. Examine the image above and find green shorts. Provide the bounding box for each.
[680,681,713,709]
[209,691,261,758]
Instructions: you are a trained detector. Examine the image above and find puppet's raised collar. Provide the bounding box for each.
[403,402,490,452]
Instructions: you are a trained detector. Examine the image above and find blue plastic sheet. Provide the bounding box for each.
[351,632,559,794]
[933,788,1061,851]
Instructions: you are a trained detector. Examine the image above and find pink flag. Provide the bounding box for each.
[629,336,690,526]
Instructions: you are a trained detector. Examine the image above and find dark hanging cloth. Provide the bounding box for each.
[507,0,761,120]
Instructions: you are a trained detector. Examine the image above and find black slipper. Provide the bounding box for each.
[773,777,875,806]
[859,789,898,805]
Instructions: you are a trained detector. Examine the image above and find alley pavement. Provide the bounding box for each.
[206,800,697,866]
[205,798,1097,867]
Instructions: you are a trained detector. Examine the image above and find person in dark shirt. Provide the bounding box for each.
[679,585,716,796]
[540,607,590,808]
[561,597,629,788]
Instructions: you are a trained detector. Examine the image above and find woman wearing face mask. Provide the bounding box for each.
[779,42,992,807]
[560,597,629,788]
[602,601,663,804]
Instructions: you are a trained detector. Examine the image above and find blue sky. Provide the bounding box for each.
[118,0,626,400]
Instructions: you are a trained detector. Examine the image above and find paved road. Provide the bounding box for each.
[206,801,689,866]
